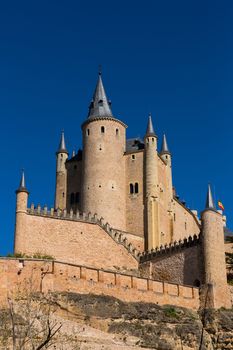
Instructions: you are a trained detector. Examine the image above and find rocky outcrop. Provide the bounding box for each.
[1,292,233,349]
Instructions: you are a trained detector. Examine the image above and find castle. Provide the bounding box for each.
[5,72,231,310]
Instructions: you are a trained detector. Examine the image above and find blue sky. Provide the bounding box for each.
[0,0,233,254]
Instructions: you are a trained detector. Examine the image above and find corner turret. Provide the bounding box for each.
[55,131,68,210]
[201,184,231,308]
[14,170,29,254]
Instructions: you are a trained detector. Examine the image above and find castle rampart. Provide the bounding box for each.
[14,204,140,271]
[139,234,203,286]
[0,258,200,310]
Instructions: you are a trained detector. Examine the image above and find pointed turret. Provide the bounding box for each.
[145,114,157,137]
[205,184,216,210]
[88,72,113,119]
[16,170,29,194]
[160,134,171,155]
[57,131,68,155]
[201,183,231,308]
[55,131,68,210]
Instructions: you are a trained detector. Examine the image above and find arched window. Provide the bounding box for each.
[101,126,105,133]
[130,183,134,194]
[135,183,139,194]
[70,193,75,205]
[86,129,90,136]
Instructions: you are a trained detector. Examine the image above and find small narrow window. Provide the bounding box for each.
[152,138,154,142]
[86,129,90,136]
[185,222,187,230]
[101,126,105,133]
[116,128,119,135]
[130,183,134,194]
[70,193,74,204]
[75,192,80,203]
[131,154,135,160]
[135,183,139,194]
[174,213,176,222]
[62,192,65,198]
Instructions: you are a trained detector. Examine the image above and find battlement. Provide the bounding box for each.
[27,204,140,261]
[0,258,200,310]
[140,234,201,263]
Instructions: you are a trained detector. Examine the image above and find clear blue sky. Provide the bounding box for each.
[0,0,233,255]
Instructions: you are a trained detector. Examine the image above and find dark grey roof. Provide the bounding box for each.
[145,114,156,137]
[67,149,82,163]
[88,73,113,119]
[126,138,144,152]
[205,184,215,210]
[16,170,29,193]
[57,131,68,154]
[160,134,171,155]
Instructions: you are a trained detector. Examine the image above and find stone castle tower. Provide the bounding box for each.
[12,71,231,310]
[54,72,200,248]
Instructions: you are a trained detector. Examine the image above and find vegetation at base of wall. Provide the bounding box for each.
[6,252,54,260]
[163,307,180,319]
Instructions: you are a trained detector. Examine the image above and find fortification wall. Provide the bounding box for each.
[125,150,144,237]
[139,235,203,286]
[14,208,139,271]
[0,258,200,310]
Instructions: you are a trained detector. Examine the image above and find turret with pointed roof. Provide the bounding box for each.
[57,131,68,155]
[205,184,216,211]
[55,131,68,210]
[145,114,157,138]
[16,170,29,194]
[88,72,113,119]
[160,134,171,155]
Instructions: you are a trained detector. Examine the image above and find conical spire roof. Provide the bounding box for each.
[160,134,171,155]
[88,72,113,119]
[16,170,29,193]
[205,184,215,210]
[145,114,156,137]
[57,131,68,154]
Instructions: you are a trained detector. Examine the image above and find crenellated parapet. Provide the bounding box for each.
[139,233,201,263]
[27,204,140,261]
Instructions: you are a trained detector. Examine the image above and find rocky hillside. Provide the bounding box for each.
[0,292,233,349]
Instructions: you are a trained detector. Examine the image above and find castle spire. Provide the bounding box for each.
[16,170,29,193]
[160,134,170,155]
[145,114,156,137]
[88,72,113,119]
[205,184,215,210]
[57,131,68,154]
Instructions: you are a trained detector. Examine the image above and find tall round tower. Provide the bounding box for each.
[201,184,231,308]
[81,73,127,230]
[14,170,29,254]
[144,115,160,250]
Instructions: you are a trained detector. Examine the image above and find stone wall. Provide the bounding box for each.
[125,150,144,237]
[0,258,200,310]
[139,235,203,286]
[14,209,139,271]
